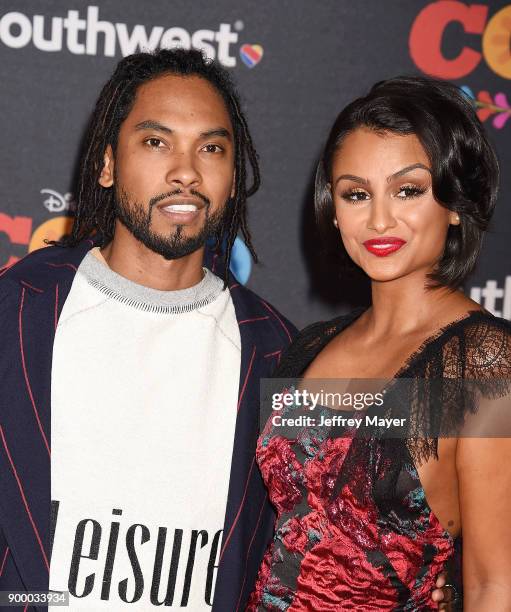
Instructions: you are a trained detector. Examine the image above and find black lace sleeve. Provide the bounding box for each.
[388,314,511,464]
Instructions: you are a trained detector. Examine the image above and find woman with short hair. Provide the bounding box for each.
[249,75,511,611]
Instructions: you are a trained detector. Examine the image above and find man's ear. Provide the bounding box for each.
[98,145,115,188]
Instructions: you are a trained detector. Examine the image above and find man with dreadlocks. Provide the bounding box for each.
[0,48,296,611]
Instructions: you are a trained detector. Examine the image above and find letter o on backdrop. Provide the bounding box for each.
[0,12,33,48]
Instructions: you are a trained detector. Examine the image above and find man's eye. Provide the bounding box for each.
[342,190,368,202]
[145,138,164,148]
[202,144,223,153]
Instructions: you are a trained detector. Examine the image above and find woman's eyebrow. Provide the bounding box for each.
[335,163,431,186]
[388,163,431,182]
[335,174,368,186]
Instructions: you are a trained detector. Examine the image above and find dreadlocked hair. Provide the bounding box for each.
[53,47,260,283]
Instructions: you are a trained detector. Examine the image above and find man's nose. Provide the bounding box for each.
[366,197,397,234]
[165,151,201,189]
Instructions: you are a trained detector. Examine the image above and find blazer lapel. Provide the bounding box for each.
[212,281,282,611]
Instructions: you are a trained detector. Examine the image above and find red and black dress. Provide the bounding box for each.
[248,309,511,611]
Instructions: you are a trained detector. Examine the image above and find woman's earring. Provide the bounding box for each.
[333,218,338,228]
[452,213,460,225]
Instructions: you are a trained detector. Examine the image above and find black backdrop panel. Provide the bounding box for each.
[1,1,509,327]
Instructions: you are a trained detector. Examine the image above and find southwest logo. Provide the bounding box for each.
[240,44,263,68]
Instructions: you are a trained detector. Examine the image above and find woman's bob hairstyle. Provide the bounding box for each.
[314,75,500,289]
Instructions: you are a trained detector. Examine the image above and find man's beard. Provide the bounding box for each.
[113,187,226,260]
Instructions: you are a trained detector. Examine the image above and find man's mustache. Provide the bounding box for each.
[149,189,211,209]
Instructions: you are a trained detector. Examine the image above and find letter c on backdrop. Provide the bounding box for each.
[409,1,488,79]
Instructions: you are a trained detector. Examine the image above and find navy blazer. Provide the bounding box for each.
[0,239,297,611]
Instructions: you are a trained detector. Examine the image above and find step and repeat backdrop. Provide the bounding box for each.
[0,0,510,327]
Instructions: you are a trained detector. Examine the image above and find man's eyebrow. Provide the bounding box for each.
[387,163,431,182]
[199,127,231,140]
[134,120,172,133]
[134,122,231,140]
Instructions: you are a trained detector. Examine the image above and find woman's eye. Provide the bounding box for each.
[202,144,223,153]
[396,185,427,199]
[342,190,369,202]
[145,138,164,148]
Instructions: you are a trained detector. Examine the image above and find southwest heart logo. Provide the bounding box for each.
[240,44,263,68]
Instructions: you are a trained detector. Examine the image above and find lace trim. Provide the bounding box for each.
[272,309,511,464]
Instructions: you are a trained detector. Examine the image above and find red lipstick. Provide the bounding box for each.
[363,237,406,257]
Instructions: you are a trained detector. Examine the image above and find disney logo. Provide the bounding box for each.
[41,189,76,213]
